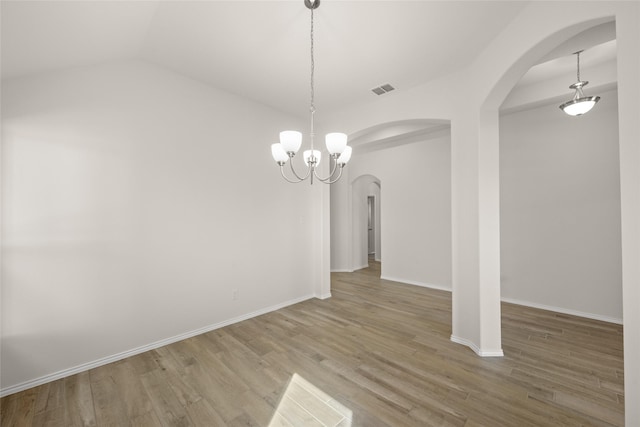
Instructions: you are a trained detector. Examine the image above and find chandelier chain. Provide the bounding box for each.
[310,6,315,113]
[309,6,315,151]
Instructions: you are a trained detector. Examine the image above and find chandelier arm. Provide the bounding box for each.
[313,155,340,182]
[280,165,305,183]
[288,158,313,181]
[327,155,339,177]
[324,165,345,185]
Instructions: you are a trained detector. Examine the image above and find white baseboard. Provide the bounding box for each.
[332,265,368,273]
[450,335,504,357]
[500,297,623,325]
[378,276,620,325]
[316,292,332,300]
[0,294,315,398]
[380,276,452,292]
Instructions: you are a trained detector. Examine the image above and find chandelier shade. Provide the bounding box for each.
[337,146,352,165]
[559,50,600,116]
[270,0,351,184]
[271,143,289,165]
[280,131,303,154]
[304,150,322,166]
[325,132,348,155]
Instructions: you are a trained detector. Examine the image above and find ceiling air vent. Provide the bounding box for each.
[371,83,395,95]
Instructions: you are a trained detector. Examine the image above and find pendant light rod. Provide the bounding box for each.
[575,50,582,81]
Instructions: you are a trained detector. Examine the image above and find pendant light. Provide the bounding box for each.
[559,50,601,116]
[270,0,351,184]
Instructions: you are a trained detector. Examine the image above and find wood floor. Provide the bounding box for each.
[1,261,624,426]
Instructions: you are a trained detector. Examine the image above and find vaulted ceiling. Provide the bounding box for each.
[1,1,616,118]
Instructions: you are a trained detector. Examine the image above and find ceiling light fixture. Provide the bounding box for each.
[270,0,351,184]
[559,50,601,116]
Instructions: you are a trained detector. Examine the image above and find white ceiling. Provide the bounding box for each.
[1,2,158,79]
[2,1,530,117]
[518,22,616,87]
[0,1,616,118]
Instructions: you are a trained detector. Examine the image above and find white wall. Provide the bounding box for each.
[342,135,452,289]
[615,9,640,422]
[329,171,349,272]
[1,60,317,392]
[500,89,622,322]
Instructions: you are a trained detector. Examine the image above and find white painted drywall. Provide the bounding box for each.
[616,5,640,423]
[500,89,622,322]
[329,172,350,272]
[1,60,316,391]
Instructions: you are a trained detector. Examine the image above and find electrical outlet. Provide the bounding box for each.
[232,289,239,300]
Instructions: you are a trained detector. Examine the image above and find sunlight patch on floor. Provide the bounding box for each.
[269,373,353,426]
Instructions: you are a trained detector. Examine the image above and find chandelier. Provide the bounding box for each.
[559,50,601,116]
[270,0,352,184]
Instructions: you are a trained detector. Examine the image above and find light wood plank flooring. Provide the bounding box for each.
[1,261,624,426]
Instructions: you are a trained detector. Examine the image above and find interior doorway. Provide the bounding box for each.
[367,196,375,257]
[349,175,381,272]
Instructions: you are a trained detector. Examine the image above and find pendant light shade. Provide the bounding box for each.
[559,50,600,116]
[560,94,600,116]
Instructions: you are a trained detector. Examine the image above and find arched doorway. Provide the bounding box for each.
[499,22,622,324]
[330,119,452,287]
[469,9,638,423]
[351,175,381,272]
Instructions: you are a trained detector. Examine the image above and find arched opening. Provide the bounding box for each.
[444,6,637,421]
[449,14,629,356]
[450,14,621,351]
[465,10,634,419]
[499,21,622,324]
[330,119,452,289]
